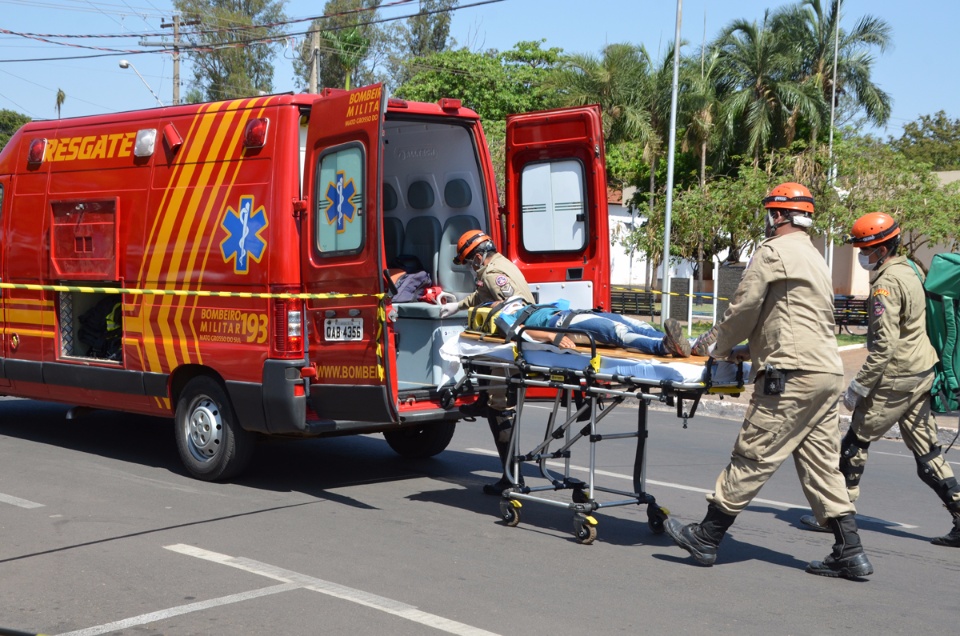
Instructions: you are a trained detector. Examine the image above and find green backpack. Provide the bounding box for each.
[917,253,960,414]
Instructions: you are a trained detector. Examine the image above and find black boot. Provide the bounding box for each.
[931,511,960,548]
[806,514,874,578]
[459,392,490,418]
[482,410,522,495]
[664,504,736,566]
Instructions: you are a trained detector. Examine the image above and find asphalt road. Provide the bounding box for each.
[2,395,958,635]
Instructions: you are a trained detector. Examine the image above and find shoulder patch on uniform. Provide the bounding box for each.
[873,288,890,297]
[873,299,885,316]
[495,275,508,287]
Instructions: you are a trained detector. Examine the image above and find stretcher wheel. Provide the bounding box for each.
[647,505,670,535]
[573,514,598,545]
[499,499,522,527]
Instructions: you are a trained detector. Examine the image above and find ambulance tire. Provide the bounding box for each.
[175,376,255,481]
[383,421,456,458]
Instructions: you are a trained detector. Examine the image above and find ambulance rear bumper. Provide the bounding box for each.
[226,360,307,435]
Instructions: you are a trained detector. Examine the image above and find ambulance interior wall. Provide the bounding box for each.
[381,119,489,298]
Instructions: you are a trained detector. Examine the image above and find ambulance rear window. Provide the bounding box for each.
[314,145,364,255]
[519,159,587,253]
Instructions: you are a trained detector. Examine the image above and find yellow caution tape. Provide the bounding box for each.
[0,281,384,301]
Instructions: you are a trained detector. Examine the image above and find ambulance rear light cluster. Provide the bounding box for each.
[272,296,303,357]
[244,118,270,149]
[27,138,47,164]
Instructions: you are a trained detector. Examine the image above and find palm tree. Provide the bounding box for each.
[714,12,825,166]
[55,89,66,119]
[771,0,892,141]
[550,43,656,145]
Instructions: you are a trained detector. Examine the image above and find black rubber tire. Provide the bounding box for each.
[383,421,456,458]
[175,376,255,481]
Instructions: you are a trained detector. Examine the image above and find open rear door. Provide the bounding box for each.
[300,84,397,424]
[503,105,610,310]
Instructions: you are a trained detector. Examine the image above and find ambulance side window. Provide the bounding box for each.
[315,144,364,255]
[519,159,586,253]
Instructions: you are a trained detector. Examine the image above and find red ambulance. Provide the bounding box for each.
[0,84,609,480]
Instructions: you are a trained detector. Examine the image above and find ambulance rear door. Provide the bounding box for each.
[300,84,397,424]
[502,105,610,311]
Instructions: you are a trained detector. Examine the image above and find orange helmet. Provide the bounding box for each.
[848,212,900,248]
[454,229,494,265]
[762,182,815,214]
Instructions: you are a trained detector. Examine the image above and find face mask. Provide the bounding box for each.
[857,252,874,270]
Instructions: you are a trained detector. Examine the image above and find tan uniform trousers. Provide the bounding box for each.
[848,370,958,505]
[708,370,855,523]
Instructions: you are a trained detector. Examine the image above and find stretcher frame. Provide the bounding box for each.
[444,326,745,544]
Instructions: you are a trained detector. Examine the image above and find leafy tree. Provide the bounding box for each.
[829,134,960,259]
[294,0,387,92]
[174,0,286,101]
[404,0,456,58]
[0,109,31,151]
[396,41,563,120]
[889,111,960,171]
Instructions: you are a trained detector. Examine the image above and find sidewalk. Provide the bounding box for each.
[654,344,959,444]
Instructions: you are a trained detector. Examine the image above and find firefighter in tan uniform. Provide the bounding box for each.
[665,182,874,579]
[439,230,535,494]
[799,212,960,547]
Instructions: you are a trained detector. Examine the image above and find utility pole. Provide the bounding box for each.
[140,15,200,105]
[309,29,320,94]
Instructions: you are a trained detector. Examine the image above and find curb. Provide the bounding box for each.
[649,397,960,446]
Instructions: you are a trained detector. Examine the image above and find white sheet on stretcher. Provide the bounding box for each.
[438,335,749,389]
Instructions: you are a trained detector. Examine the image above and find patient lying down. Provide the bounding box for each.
[472,297,717,359]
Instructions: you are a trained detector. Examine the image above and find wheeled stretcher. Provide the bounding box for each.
[440,326,748,544]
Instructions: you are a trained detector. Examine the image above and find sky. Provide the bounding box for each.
[0,0,955,141]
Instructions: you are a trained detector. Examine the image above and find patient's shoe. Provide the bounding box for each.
[691,324,719,357]
[662,318,691,358]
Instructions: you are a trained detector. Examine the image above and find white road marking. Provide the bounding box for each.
[55,584,299,636]
[165,544,499,636]
[873,449,960,467]
[468,447,919,529]
[0,492,44,508]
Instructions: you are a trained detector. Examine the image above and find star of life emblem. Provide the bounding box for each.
[325,171,357,233]
[220,195,268,274]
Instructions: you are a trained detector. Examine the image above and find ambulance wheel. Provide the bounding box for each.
[384,421,456,458]
[175,376,254,481]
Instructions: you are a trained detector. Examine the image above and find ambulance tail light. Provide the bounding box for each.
[244,118,270,149]
[438,98,461,111]
[273,297,303,358]
[27,138,47,164]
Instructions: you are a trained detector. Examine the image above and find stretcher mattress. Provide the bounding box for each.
[439,334,749,388]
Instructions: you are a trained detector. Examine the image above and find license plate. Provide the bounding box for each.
[324,318,363,341]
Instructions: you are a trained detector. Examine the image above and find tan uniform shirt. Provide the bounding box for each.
[457,252,534,310]
[855,255,939,389]
[713,231,842,380]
